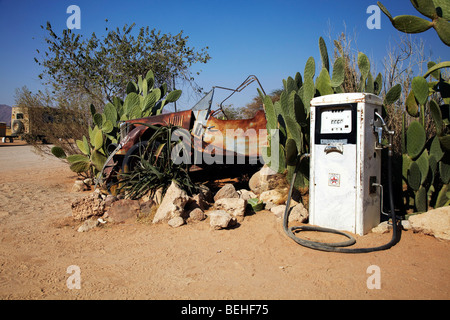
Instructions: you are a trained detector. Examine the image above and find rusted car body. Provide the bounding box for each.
[116,109,194,157]
[101,75,268,183]
[200,109,267,160]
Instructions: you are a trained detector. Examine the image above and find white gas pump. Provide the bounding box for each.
[283,93,401,253]
[309,93,383,236]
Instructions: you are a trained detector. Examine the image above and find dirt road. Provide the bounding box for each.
[0,143,449,301]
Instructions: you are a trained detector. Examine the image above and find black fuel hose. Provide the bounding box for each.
[283,152,401,253]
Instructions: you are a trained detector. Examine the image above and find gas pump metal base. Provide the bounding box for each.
[283,152,401,253]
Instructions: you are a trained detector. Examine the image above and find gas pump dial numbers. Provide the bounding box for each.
[320,109,352,134]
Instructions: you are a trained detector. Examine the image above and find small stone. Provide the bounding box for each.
[264,201,276,210]
[83,178,93,186]
[72,180,87,192]
[213,198,247,222]
[77,218,99,232]
[189,208,206,222]
[237,189,257,201]
[371,221,392,234]
[209,210,235,230]
[259,189,287,205]
[270,205,286,219]
[249,165,289,195]
[168,216,185,228]
[213,184,239,201]
[401,219,411,230]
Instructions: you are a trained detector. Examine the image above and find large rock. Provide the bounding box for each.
[106,199,140,223]
[213,184,239,201]
[409,206,450,240]
[271,202,308,222]
[259,189,287,205]
[289,203,309,223]
[248,170,261,194]
[249,165,289,195]
[198,184,214,203]
[209,210,236,230]
[153,181,190,223]
[71,190,105,221]
[213,198,247,222]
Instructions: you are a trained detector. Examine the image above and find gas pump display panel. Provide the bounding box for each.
[314,103,357,145]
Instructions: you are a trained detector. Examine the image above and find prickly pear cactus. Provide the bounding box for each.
[261,37,401,197]
[377,1,450,212]
[401,62,450,212]
[51,125,107,178]
[51,69,182,178]
[377,0,450,46]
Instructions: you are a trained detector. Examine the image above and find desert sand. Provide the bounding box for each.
[0,142,449,302]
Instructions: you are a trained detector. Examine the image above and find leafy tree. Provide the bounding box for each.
[216,104,244,120]
[14,86,46,108]
[240,89,282,119]
[35,22,211,106]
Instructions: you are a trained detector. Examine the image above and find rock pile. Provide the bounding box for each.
[70,164,449,239]
[70,165,309,232]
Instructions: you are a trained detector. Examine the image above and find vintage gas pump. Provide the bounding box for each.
[309,93,383,235]
[283,93,401,253]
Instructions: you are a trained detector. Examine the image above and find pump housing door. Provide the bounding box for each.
[311,103,358,233]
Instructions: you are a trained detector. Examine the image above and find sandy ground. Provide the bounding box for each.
[0,142,449,302]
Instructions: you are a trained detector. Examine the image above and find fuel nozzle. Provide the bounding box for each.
[373,111,394,156]
[376,126,383,144]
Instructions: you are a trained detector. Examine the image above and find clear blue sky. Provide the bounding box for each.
[0,0,448,111]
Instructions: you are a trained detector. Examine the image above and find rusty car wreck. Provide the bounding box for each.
[99,75,269,189]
